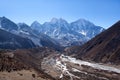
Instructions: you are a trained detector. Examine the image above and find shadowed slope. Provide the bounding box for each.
[70,21,120,64]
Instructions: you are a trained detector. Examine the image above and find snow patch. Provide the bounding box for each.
[19,30,30,35]
[79,30,87,36]
[60,74,63,78]
[72,68,88,74]
[72,68,81,72]
[62,55,120,74]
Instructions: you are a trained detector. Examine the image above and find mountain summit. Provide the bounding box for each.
[0,17,18,31]
[31,18,104,47]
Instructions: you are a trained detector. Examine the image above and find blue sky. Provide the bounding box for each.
[0,0,120,28]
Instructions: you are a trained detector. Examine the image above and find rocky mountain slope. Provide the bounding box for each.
[31,18,104,47]
[0,16,104,49]
[17,23,62,50]
[66,20,120,64]
[0,17,61,50]
[0,29,36,49]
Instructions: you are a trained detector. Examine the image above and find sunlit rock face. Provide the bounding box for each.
[31,18,104,47]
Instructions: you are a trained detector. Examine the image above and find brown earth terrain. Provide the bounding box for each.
[0,48,56,80]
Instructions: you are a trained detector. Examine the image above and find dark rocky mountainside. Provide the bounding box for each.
[67,21,120,64]
[0,29,36,49]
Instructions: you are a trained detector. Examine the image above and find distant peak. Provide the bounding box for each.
[18,23,29,27]
[59,18,65,21]
[0,16,9,20]
[51,18,59,23]
[50,18,68,24]
[76,18,90,22]
[31,21,41,26]
[33,21,40,24]
[2,16,6,19]
[18,22,26,25]
[73,18,95,26]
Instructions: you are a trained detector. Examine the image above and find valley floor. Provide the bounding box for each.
[41,54,120,80]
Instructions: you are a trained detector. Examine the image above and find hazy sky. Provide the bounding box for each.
[0,0,120,28]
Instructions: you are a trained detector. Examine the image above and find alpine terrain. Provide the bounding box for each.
[0,16,120,80]
[31,18,104,47]
[0,17,61,50]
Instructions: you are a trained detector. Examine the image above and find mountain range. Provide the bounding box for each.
[0,17,61,50]
[31,18,104,47]
[0,16,104,50]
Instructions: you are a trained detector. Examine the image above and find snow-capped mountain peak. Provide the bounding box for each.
[0,17,62,50]
[31,18,104,47]
[0,16,18,31]
[74,19,95,26]
[31,21,42,32]
[31,21,41,26]
[50,18,59,23]
[50,18,68,25]
[0,16,105,48]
